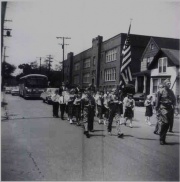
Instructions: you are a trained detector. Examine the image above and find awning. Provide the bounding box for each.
[133,70,150,77]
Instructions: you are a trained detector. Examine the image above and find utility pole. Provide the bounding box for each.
[56,36,71,82]
[36,57,44,74]
[46,55,53,78]
[2,46,9,89]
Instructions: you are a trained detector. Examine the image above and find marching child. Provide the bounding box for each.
[73,91,82,126]
[95,90,104,124]
[107,88,124,137]
[144,95,153,126]
[67,89,76,124]
[123,93,135,128]
[103,91,110,125]
[51,89,60,118]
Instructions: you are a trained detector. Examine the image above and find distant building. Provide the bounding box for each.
[64,33,179,96]
[64,33,151,91]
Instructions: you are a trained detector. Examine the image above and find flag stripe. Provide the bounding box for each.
[121,58,131,71]
[119,23,132,88]
[122,45,130,55]
[122,51,131,63]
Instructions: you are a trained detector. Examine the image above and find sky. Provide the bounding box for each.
[3,0,180,76]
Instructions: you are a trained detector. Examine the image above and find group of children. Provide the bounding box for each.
[51,87,154,138]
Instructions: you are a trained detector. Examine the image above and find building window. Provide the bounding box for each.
[104,68,116,81]
[93,57,96,66]
[92,70,96,77]
[83,73,90,83]
[74,62,80,71]
[74,75,79,84]
[83,58,91,68]
[150,44,154,50]
[105,48,117,63]
[158,57,167,73]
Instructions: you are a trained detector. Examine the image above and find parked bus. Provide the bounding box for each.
[19,74,48,98]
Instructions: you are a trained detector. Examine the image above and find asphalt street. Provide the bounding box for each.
[1,93,180,181]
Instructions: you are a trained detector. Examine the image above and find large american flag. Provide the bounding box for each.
[119,23,132,88]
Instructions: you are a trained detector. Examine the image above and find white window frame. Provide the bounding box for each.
[83,58,91,68]
[105,48,117,63]
[104,68,116,81]
[158,57,167,73]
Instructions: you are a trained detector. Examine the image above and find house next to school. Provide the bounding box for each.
[134,37,179,98]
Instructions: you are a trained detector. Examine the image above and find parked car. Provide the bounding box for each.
[40,88,59,104]
[5,86,13,94]
[133,93,146,106]
[122,84,135,97]
[11,87,19,96]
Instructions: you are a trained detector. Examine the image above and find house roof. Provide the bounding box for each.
[152,37,179,50]
[148,48,179,68]
[161,48,179,66]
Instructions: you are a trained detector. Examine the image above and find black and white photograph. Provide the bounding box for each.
[1,0,180,181]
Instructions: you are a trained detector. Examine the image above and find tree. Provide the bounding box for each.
[18,63,31,74]
[2,61,16,78]
[2,61,16,89]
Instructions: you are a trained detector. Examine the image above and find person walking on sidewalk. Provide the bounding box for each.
[144,95,153,126]
[155,78,176,145]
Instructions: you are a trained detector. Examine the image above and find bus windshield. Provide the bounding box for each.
[25,77,48,88]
